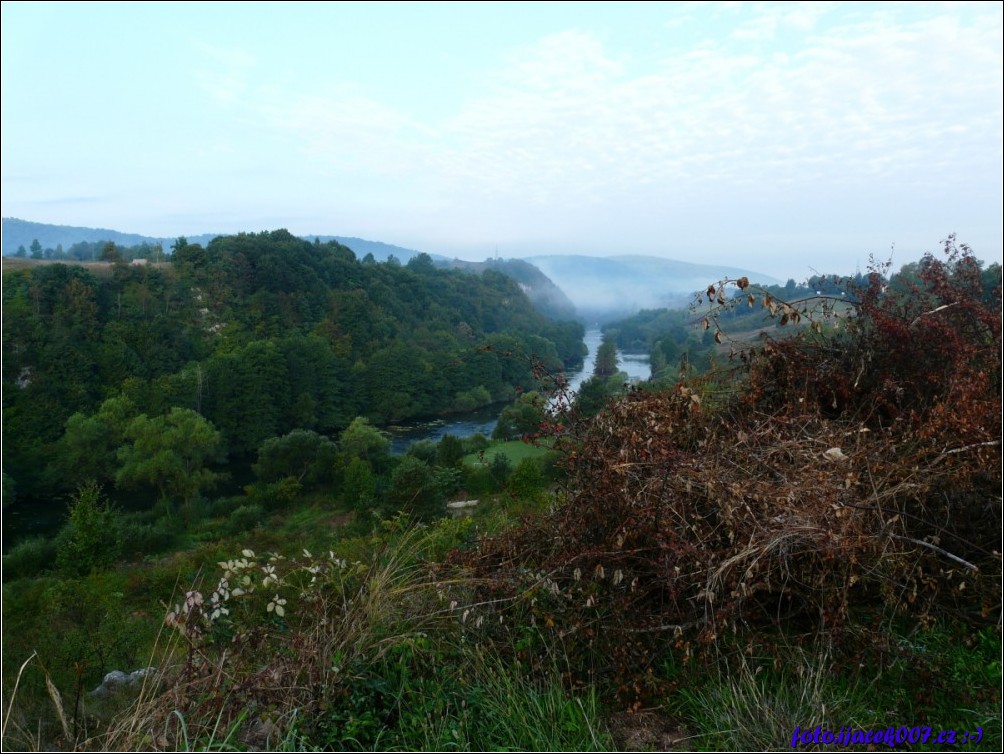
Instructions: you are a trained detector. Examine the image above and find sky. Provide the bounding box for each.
[1,1,1001,281]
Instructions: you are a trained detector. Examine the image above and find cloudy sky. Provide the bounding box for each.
[2,1,1001,280]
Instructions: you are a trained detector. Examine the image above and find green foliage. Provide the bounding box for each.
[488,452,513,491]
[342,457,377,511]
[593,335,619,377]
[405,438,439,464]
[452,384,492,412]
[507,457,546,499]
[55,482,122,576]
[2,471,14,508]
[226,504,265,535]
[245,476,303,511]
[573,373,623,417]
[116,407,225,509]
[339,417,391,473]
[2,536,57,580]
[432,466,463,500]
[462,466,493,497]
[3,230,585,501]
[2,570,160,724]
[462,433,489,455]
[493,391,546,440]
[388,456,444,520]
[253,429,337,486]
[116,515,180,558]
[678,652,867,751]
[58,395,138,487]
[436,434,465,467]
[311,645,612,752]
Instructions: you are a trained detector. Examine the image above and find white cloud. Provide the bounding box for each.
[180,5,1000,264]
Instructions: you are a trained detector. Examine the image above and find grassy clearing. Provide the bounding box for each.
[463,439,548,467]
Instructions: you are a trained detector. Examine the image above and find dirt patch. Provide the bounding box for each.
[608,709,693,751]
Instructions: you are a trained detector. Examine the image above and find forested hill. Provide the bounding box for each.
[0,217,437,264]
[439,258,577,321]
[2,229,585,500]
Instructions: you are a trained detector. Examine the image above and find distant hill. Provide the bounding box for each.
[438,257,577,320]
[0,217,211,254]
[1,218,780,322]
[0,219,440,264]
[527,254,782,322]
[309,235,445,264]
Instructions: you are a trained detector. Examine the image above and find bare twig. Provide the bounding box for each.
[933,440,1000,465]
[909,302,959,327]
[889,534,979,571]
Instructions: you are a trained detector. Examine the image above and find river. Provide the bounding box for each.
[386,328,649,453]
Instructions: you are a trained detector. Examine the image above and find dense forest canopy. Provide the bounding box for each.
[2,229,585,504]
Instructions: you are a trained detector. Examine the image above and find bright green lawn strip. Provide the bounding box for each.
[463,440,548,467]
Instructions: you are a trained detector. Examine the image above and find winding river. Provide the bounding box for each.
[386,328,649,453]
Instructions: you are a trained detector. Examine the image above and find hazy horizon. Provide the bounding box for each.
[2,2,1001,282]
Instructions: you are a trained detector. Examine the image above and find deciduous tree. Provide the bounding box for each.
[116,407,225,510]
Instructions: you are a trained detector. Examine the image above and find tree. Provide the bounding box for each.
[594,336,619,378]
[493,391,546,440]
[406,252,436,274]
[15,244,27,258]
[101,242,122,263]
[574,374,619,418]
[59,396,139,487]
[253,429,337,486]
[29,239,43,259]
[342,457,377,510]
[116,408,225,510]
[55,482,121,576]
[339,417,391,472]
[437,434,465,467]
[388,456,443,520]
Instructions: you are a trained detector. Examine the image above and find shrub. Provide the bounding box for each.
[55,482,122,576]
[405,439,439,464]
[488,452,512,491]
[107,529,450,751]
[119,517,180,558]
[388,457,443,520]
[437,434,465,467]
[463,466,493,498]
[245,477,303,510]
[226,504,265,535]
[462,433,489,455]
[254,429,338,487]
[2,536,57,580]
[506,458,545,499]
[342,458,376,511]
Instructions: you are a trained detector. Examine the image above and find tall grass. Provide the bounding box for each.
[677,648,867,751]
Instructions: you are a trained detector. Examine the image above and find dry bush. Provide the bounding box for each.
[457,238,1001,692]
